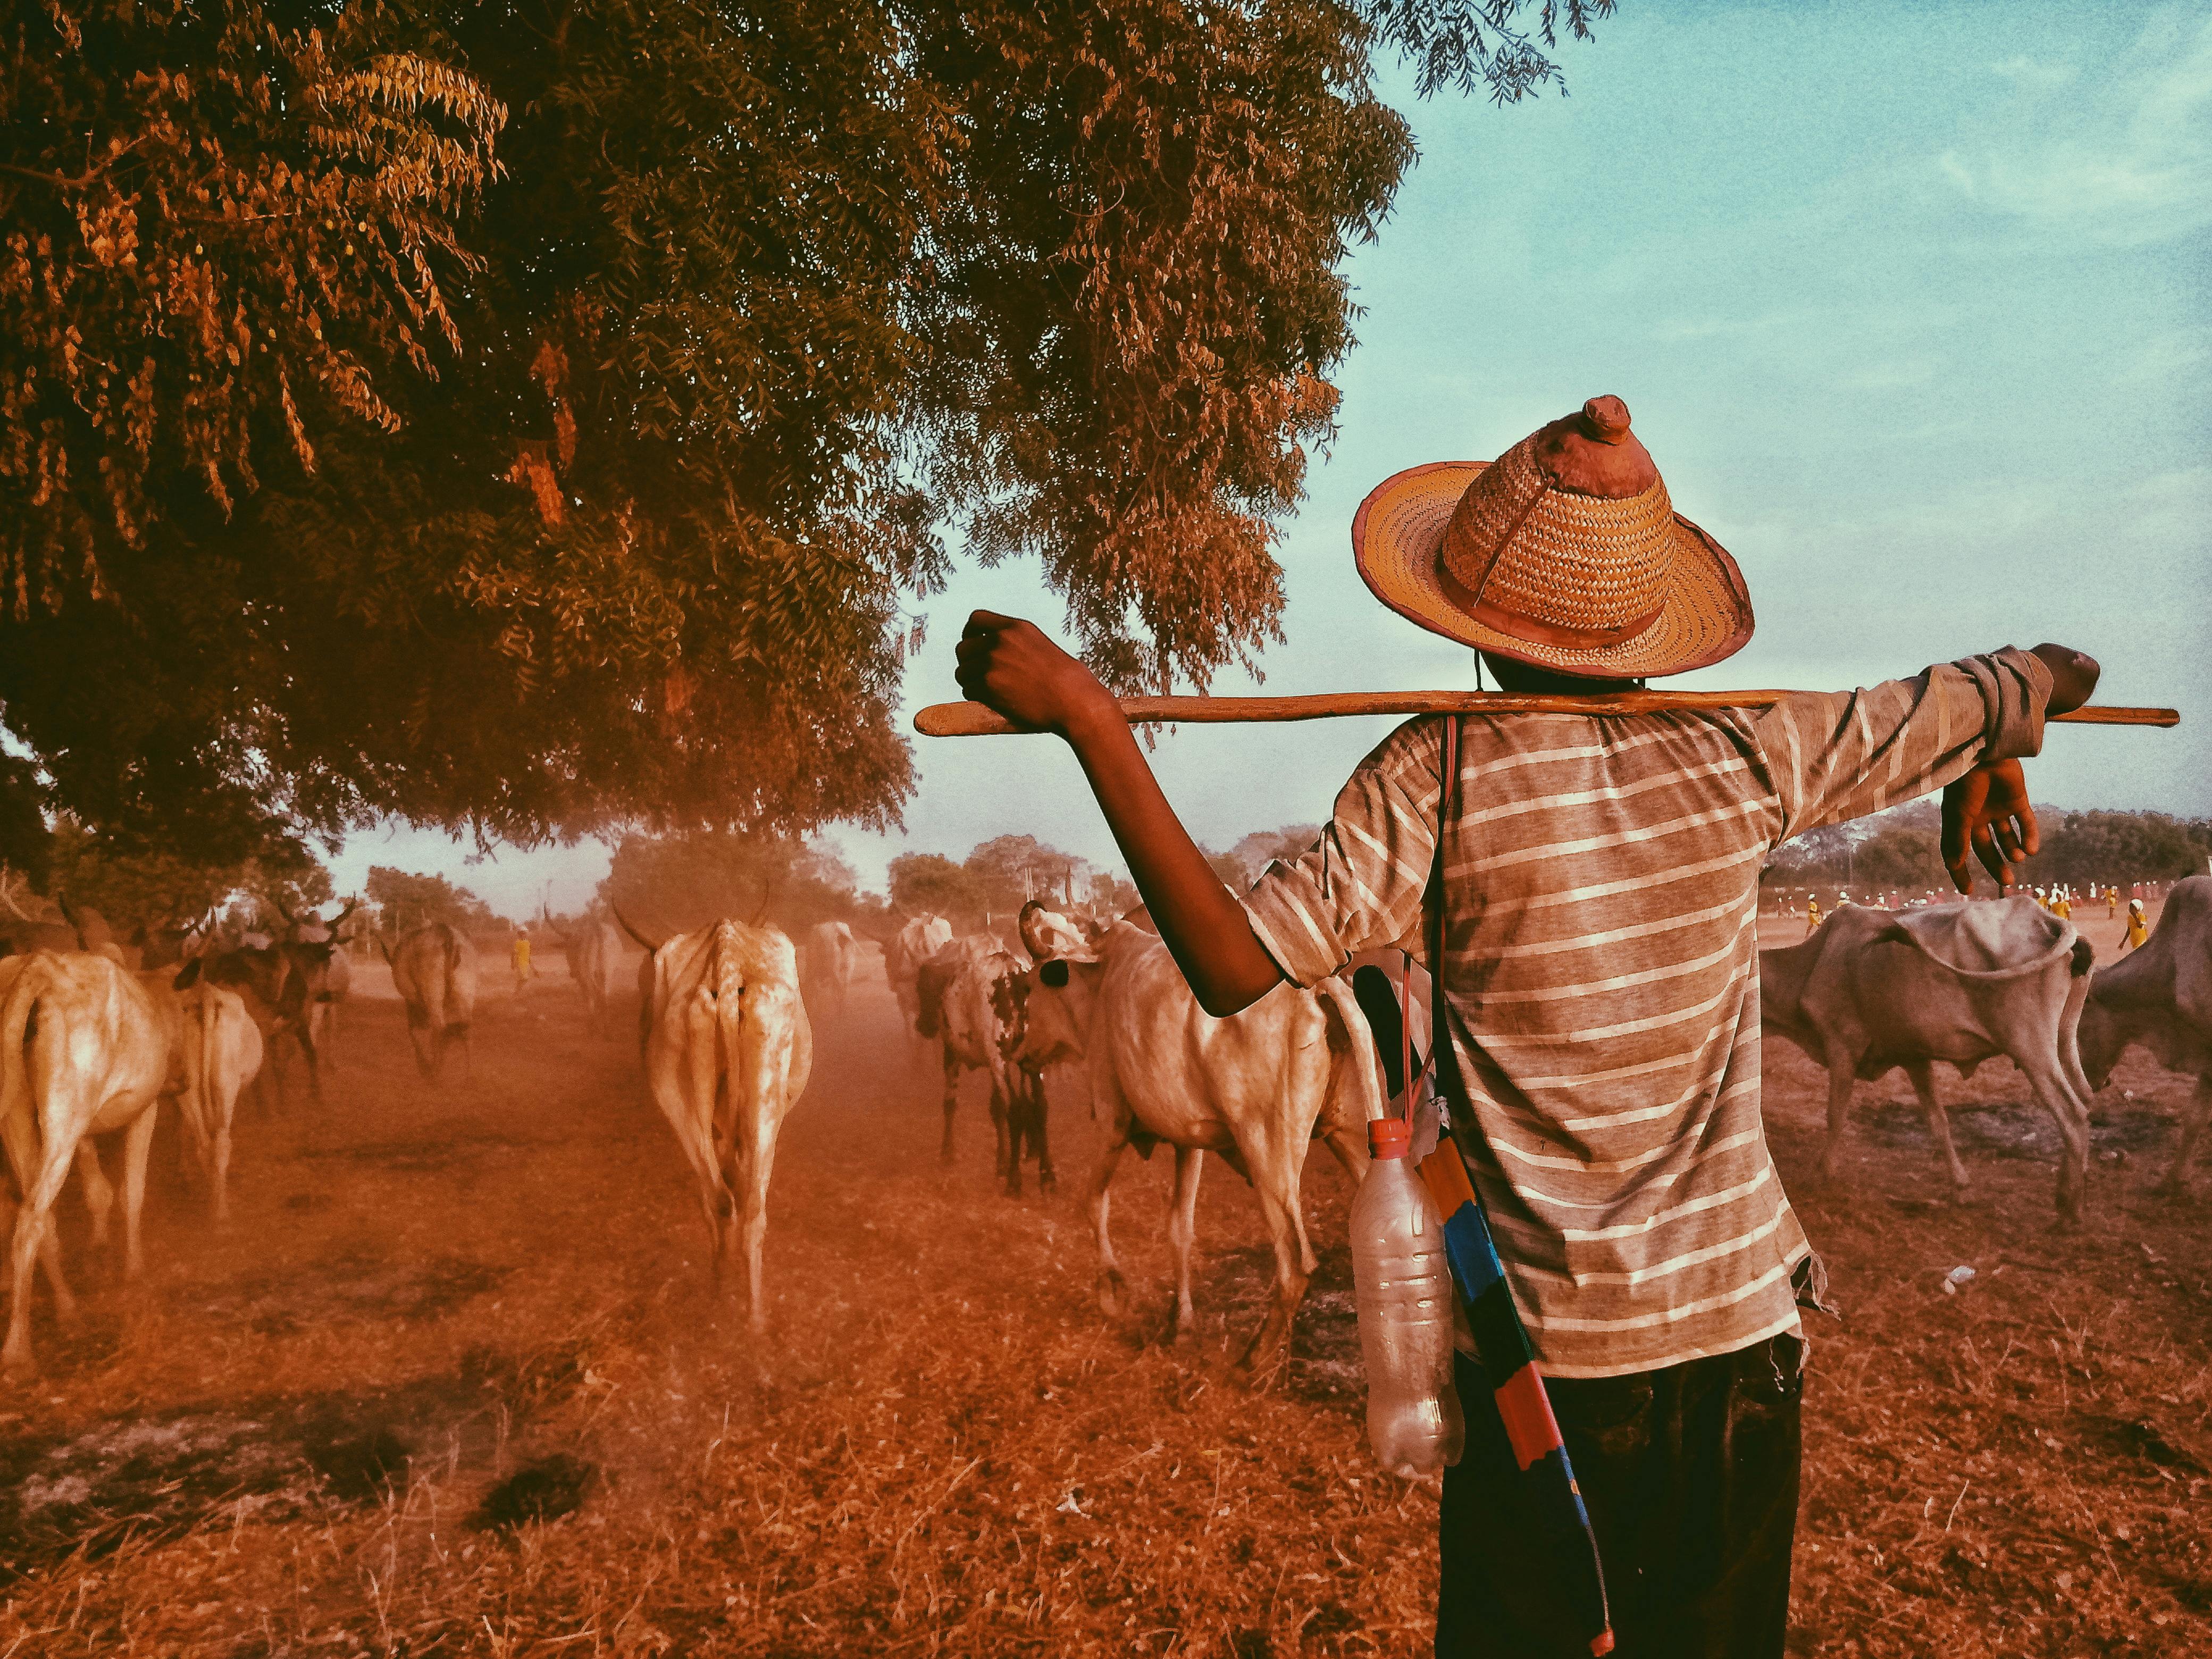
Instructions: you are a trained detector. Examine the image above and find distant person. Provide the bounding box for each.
[2052,891,2071,920]
[2124,898,2149,953]
[1806,895,1823,933]
[2107,886,2118,919]
[511,928,534,992]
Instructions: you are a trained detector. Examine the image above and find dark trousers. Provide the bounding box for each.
[1437,1333,1804,1659]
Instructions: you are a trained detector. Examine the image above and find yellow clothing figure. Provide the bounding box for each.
[2124,904,2148,952]
[1805,898,1822,933]
[2052,895,2071,920]
[511,933,534,987]
[2107,890,2118,918]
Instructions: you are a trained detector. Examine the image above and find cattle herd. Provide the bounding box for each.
[0,874,2206,1382]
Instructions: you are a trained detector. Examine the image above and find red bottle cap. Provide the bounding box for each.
[1367,1117,1411,1159]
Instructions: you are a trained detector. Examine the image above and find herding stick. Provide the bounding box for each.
[915,693,2180,738]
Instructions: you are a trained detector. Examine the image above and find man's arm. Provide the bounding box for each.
[1939,644,2099,893]
[953,611,1284,1015]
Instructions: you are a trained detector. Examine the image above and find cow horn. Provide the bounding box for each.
[329,896,360,930]
[611,904,668,953]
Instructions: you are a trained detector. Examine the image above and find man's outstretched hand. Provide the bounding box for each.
[1943,759,2037,894]
[954,611,1118,738]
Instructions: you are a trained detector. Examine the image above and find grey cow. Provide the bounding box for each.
[2078,876,2212,1195]
[1760,895,2097,1220]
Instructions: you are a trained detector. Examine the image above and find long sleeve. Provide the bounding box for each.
[1754,647,2054,844]
[1239,717,1445,987]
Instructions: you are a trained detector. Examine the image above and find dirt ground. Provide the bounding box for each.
[0,902,2206,1657]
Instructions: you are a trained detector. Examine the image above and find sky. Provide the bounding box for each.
[333,0,2212,917]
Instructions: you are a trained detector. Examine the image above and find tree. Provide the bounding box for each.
[365,865,494,935]
[963,834,1085,914]
[2017,810,2212,889]
[887,852,985,925]
[0,0,1613,864]
[600,832,859,937]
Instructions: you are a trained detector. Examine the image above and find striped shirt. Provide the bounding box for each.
[1243,649,2054,1378]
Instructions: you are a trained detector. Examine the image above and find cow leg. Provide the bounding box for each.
[1817,1058,1857,1184]
[1027,1070,1056,1194]
[75,1141,115,1252]
[1087,1127,1132,1317]
[2020,1058,2092,1227]
[298,1021,322,1105]
[2156,1075,2212,1197]
[939,1040,961,1166]
[1162,1146,1205,1344]
[119,1105,157,1280]
[3,1120,78,1377]
[734,1128,783,1336]
[1237,1141,1313,1375]
[984,1050,1016,1193]
[457,1021,474,1082]
[1905,1061,1970,1193]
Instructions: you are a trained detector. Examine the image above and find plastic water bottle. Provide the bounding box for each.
[1351,1116,1464,1477]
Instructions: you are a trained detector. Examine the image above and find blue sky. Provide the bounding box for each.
[337,0,2212,914]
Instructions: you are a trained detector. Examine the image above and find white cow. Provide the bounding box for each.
[886,913,953,1041]
[2077,875,2211,1195]
[379,924,480,1080]
[0,952,172,1374]
[1761,896,2097,1220]
[548,908,626,1036]
[800,920,859,1026]
[1018,921,1380,1368]
[915,935,1052,1193]
[622,914,811,1330]
[171,978,264,1224]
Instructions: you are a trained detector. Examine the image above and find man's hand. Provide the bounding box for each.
[2029,643,2099,716]
[1942,759,2038,894]
[948,610,1285,1015]
[954,611,1118,738]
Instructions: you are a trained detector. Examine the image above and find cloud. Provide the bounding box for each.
[1937,11,2212,241]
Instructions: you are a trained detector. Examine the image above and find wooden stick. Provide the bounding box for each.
[914,694,2180,737]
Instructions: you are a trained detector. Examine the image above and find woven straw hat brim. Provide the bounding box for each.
[1351,460,1755,680]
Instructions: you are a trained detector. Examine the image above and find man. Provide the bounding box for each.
[953,395,2096,1657]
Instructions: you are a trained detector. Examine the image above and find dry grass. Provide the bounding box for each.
[0,909,2205,1656]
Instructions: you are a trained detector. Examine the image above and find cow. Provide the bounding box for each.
[275,899,358,1066]
[1760,896,2098,1220]
[168,977,264,1224]
[914,934,1053,1194]
[190,942,320,1109]
[885,913,953,1042]
[800,920,859,1026]
[379,923,479,1081]
[2076,875,2212,1195]
[0,951,173,1373]
[618,912,811,1330]
[1017,921,1381,1369]
[544,906,627,1036]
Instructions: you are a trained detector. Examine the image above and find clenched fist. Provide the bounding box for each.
[953,611,1116,738]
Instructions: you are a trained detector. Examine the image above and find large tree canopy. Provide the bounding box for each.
[0,0,1613,864]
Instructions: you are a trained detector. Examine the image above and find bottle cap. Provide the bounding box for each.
[1367,1117,1411,1159]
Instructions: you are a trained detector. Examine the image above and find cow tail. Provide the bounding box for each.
[2059,934,2098,1109]
[1314,976,1386,1131]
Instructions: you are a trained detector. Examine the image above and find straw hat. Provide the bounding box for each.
[1352,396,1754,680]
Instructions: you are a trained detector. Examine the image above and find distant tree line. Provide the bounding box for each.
[1763,805,2212,896]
